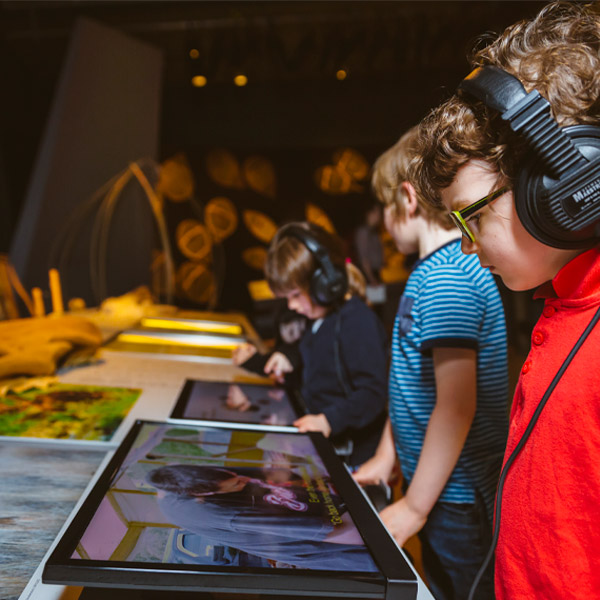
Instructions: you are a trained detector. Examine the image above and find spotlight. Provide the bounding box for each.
[191,75,207,87]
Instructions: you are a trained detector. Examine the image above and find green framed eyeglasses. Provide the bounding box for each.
[449,185,511,243]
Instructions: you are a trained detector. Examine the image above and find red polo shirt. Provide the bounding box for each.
[496,247,600,599]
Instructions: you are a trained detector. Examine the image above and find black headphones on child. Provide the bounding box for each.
[458,65,600,250]
[281,225,348,306]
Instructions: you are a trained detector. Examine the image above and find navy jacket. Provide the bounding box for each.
[299,296,388,466]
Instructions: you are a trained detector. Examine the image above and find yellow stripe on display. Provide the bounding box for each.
[118,332,239,350]
[140,317,242,335]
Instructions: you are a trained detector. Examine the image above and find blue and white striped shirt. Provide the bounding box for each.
[389,240,508,512]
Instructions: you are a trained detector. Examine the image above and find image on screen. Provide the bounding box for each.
[71,423,379,573]
[171,380,299,426]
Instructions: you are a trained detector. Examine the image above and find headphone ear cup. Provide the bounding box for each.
[310,266,348,306]
[515,126,600,249]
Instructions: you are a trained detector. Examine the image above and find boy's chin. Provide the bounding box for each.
[498,272,540,292]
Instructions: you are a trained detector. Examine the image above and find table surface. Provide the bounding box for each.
[0,444,108,600]
[0,314,433,600]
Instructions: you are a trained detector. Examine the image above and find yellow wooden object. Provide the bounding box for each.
[48,268,64,315]
[0,255,19,320]
[32,288,45,317]
[247,279,275,301]
[0,315,102,379]
[68,298,86,311]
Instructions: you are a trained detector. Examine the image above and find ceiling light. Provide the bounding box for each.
[191,75,207,87]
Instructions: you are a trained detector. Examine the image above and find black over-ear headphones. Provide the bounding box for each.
[282,225,348,306]
[458,65,600,249]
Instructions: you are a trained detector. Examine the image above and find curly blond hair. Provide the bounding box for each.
[411,1,600,208]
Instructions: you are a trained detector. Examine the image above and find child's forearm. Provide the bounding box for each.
[375,418,397,464]
[404,347,477,519]
[353,419,397,486]
[404,402,474,518]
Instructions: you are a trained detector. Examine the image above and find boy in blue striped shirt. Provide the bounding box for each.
[354,127,508,600]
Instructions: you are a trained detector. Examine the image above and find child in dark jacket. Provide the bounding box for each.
[261,222,388,468]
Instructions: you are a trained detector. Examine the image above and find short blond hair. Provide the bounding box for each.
[372,126,453,229]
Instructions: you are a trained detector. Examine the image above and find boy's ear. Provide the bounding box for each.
[400,181,419,217]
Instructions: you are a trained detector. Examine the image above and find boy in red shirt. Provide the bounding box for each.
[411,2,600,598]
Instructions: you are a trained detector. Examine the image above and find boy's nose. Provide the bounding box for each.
[461,235,477,255]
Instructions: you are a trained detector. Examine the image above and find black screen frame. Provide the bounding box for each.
[43,420,417,600]
[169,379,305,426]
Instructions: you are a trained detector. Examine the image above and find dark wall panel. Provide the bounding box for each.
[10,17,162,306]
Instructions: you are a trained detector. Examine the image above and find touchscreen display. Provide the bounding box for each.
[170,379,300,426]
[71,422,378,572]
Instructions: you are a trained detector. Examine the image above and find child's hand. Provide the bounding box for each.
[293,413,332,437]
[264,351,293,383]
[232,343,257,365]
[379,497,427,547]
[353,456,393,487]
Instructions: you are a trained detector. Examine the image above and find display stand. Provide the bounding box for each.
[1,311,433,600]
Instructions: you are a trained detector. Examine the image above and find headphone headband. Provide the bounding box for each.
[282,225,348,306]
[460,66,587,178]
[458,66,600,249]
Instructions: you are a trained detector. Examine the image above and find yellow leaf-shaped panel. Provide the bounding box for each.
[243,156,277,199]
[205,197,238,243]
[333,148,370,181]
[315,164,358,195]
[243,210,278,244]
[242,246,268,271]
[176,262,216,304]
[206,149,245,190]
[306,203,336,234]
[176,219,213,262]
[158,154,195,202]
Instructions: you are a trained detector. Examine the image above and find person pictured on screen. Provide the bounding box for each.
[146,463,377,571]
[407,3,600,598]
[261,222,388,468]
[221,384,292,425]
[353,126,509,600]
[223,384,259,413]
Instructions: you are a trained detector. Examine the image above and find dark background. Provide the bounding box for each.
[0,0,549,318]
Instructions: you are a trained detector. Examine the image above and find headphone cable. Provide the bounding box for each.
[468,302,600,600]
